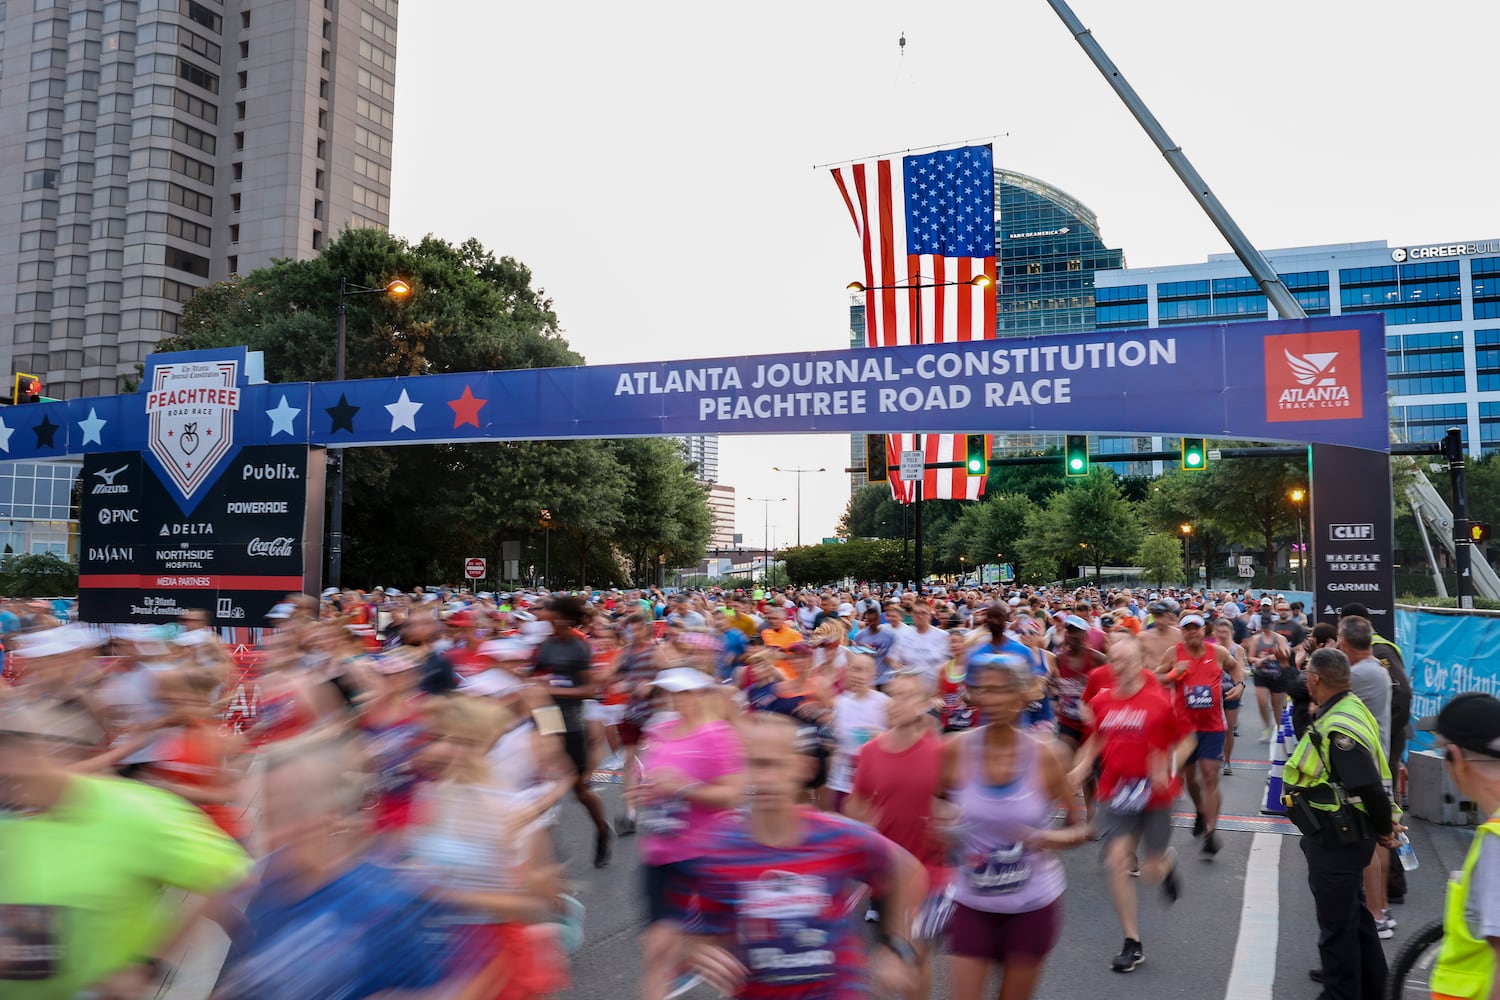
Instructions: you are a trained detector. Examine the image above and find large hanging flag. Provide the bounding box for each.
[831,143,997,502]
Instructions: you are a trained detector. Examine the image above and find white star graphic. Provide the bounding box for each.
[384,388,423,432]
[266,395,301,437]
[77,407,106,446]
[0,416,12,453]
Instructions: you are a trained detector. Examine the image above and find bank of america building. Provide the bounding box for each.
[1094,238,1500,455]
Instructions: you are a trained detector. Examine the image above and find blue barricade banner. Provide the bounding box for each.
[1397,606,1500,750]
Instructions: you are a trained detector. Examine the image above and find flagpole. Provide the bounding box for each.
[812,134,1009,172]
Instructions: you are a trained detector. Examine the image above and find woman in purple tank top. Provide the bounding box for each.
[940,652,1090,1000]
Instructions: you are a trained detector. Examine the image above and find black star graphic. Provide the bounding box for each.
[32,414,58,448]
[326,394,360,434]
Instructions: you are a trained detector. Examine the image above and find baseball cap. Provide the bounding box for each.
[1259,597,1273,607]
[652,666,716,693]
[1179,614,1206,628]
[1063,615,1090,631]
[1147,598,1178,615]
[1416,693,1500,759]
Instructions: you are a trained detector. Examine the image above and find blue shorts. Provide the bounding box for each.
[1188,730,1226,763]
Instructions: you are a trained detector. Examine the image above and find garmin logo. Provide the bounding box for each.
[1392,241,1500,263]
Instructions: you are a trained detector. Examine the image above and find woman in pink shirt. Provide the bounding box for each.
[631,666,747,1000]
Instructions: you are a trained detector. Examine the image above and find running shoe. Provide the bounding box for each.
[1222,763,1233,776]
[615,812,637,836]
[1201,831,1221,856]
[603,751,625,771]
[1375,917,1394,939]
[1382,908,1397,928]
[1192,812,1205,838]
[1259,728,1273,743]
[1161,851,1182,903]
[1111,938,1145,973]
[594,827,613,869]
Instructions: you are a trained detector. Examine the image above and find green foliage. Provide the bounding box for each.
[1014,468,1141,583]
[157,229,709,588]
[780,539,907,587]
[1135,533,1185,588]
[937,493,1035,568]
[1,553,78,597]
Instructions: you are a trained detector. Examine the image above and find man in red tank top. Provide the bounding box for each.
[1171,614,1236,855]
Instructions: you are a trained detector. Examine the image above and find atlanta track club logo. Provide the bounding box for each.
[145,359,241,499]
[1263,330,1364,422]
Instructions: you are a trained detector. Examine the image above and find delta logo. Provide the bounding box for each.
[1263,330,1364,422]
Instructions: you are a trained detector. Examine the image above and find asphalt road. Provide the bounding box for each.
[158,740,1475,1000]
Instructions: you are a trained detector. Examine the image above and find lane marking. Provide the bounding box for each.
[1225,832,1281,999]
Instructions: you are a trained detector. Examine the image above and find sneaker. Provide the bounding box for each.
[1259,728,1273,744]
[1160,851,1182,903]
[1375,917,1394,939]
[1111,938,1145,973]
[1222,763,1233,776]
[1192,812,1205,838]
[603,751,625,771]
[1201,831,1222,856]
[1382,908,1397,929]
[615,813,637,837]
[593,827,613,869]
[1233,726,1239,737]
[864,907,879,923]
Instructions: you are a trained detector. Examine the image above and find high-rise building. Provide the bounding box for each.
[1094,237,1500,455]
[849,168,1125,489]
[0,0,398,399]
[679,433,719,483]
[706,482,736,550]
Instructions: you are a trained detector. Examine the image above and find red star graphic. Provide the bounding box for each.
[448,385,487,429]
[167,430,174,436]
[205,428,213,436]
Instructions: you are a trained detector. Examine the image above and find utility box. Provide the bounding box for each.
[1406,750,1477,826]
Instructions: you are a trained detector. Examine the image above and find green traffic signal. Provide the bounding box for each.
[1064,435,1089,478]
[964,434,988,476]
[1181,437,1206,471]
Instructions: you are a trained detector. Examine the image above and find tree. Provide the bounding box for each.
[937,493,1035,569]
[155,228,708,588]
[2,553,78,597]
[1200,452,1303,575]
[1014,469,1142,583]
[613,439,713,586]
[1136,533,1185,588]
[838,485,903,540]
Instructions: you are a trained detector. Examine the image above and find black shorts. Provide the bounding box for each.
[643,861,694,925]
[1254,668,1288,694]
[563,729,589,777]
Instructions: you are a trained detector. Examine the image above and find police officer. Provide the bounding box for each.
[1417,693,1500,1000]
[1282,647,1403,1000]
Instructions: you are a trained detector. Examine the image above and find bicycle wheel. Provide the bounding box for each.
[1385,917,1444,1000]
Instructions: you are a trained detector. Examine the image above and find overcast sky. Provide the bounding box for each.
[388,0,1499,553]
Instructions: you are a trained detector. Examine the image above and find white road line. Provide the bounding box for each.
[1225,832,1281,1000]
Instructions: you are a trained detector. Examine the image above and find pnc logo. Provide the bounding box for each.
[1263,330,1364,422]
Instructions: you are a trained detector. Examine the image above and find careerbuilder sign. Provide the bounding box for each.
[1391,240,1500,263]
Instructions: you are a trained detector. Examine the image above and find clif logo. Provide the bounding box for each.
[1264,330,1364,422]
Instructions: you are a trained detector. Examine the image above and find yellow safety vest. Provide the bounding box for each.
[1283,691,1391,815]
[1431,815,1500,1000]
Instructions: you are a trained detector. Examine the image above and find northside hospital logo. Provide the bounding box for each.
[1263,330,1364,422]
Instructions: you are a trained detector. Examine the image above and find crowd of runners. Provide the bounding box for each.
[0,581,1417,999]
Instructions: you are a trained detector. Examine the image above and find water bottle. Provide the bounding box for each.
[1394,832,1419,871]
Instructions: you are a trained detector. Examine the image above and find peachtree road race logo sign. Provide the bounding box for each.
[1263,330,1363,422]
[146,359,240,500]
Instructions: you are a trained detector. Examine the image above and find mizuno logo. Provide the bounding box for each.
[95,465,127,485]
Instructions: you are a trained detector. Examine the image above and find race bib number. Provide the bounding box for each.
[966,843,1032,895]
[738,873,835,984]
[0,905,62,981]
[1185,685,1216,710]
[638,796,689,837]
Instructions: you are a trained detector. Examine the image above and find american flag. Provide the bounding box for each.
[831,143,996,503]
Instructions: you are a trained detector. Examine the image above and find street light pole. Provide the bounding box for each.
[327,276,411,591]
[773,466,826,548]
[1180,523,1193,586]
[1290,488,1307,591]
[746,497,785,590]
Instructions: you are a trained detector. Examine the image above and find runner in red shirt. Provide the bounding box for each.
[1070,634,1195,974]
[1169,613,1238,855]
[845,671,946,1000]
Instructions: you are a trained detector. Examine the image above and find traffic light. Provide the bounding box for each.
[1064,435,1089,477]
[13,373,41,405]
[1181,436,1207,471]
[1472,521,1492,544]
[865,434,889,483]
[964,434,989,476]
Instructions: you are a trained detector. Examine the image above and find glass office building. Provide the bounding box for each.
[1094,238,1500,455]
[0,460,80,559]
[849,169,1126,489]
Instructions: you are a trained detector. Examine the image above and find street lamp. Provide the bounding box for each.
[1290,487,1307,591]
[746,497,785,589]
[328,276,412,590]
[772,466,827,547]
[539,508,553,588]
[846,272,994,592]
[1180,523,1194,585]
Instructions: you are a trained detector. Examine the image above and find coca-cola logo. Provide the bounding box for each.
[246,536,295,558]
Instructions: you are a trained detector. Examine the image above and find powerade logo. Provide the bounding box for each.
[1263,330,1364,422]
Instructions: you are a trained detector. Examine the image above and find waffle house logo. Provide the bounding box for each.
[1264,330,1363,422]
